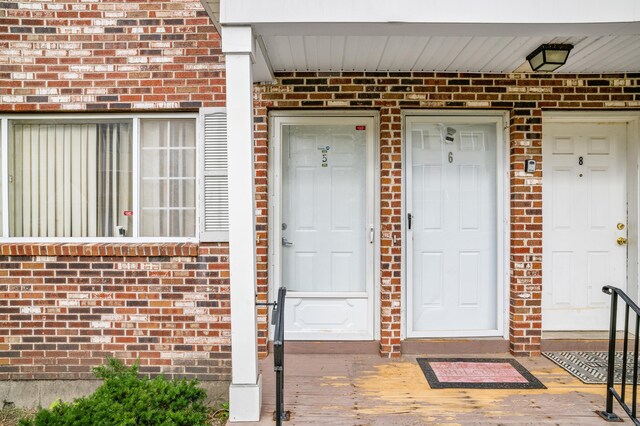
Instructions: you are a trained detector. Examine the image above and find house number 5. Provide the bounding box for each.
[448,152,453,163]
[578,156,584,165]
[322,151,328,167]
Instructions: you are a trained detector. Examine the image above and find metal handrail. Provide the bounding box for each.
[272,287,288,425]
[598,285,640,425]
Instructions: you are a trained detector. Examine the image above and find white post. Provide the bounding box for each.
[223,25,262,422]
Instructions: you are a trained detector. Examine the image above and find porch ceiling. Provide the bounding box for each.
[258,24,640,74]
[202,0,640,79]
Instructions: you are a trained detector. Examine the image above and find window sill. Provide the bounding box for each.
[0,243,199,257]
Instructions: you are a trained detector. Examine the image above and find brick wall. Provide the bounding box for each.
[0,0,233,381]
[0,0,224,112]
[0,243,230,380]
[254,71,640,357]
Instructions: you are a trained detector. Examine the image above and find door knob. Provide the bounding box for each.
[617,237,628,246]
[282,237,294,247]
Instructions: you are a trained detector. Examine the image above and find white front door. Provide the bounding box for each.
[275,116,375,340]
[406,116,504,337]
[543,122,627,331]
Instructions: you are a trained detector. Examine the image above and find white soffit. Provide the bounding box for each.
[257,23,640,73]
[204,0,640,74]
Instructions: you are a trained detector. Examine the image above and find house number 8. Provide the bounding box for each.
[578,156,584,165]
[448,152,453,163]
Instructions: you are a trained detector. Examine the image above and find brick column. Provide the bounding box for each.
[509,107,543,356]
[380,106,402,358]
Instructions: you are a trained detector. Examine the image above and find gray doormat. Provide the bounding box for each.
[543,351,639,384]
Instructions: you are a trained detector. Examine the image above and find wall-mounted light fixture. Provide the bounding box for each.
[526,43,574,72]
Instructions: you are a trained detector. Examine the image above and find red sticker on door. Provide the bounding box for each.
[356,125,366,131]
[123,211,133,216]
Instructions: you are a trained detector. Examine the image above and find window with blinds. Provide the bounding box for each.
[8,121,133,238]
[0,114,219,241]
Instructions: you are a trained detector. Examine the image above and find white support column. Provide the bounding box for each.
[223,25,262,422]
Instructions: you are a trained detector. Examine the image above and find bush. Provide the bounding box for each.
[19,358,209,426]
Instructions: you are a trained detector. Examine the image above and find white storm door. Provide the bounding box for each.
[543,122,627,331]
[280,117,374,340]
[407,118,500,337]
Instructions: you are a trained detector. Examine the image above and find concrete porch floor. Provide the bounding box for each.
[240,353,616,425]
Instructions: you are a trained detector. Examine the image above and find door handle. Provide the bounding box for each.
[369,225,374,244]
[617,237,628,246]
[282,237,294,247]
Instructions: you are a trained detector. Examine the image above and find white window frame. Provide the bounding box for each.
[0,113,201,243]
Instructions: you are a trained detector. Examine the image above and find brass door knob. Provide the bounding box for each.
[617,237,628,246]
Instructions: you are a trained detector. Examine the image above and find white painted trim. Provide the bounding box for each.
[1,118,8,238]
[221,26,254,54]
[402,111,509,339]
[543,112,640,123]
[225,33,261,421]
[501,117,511,341]
[228,375,262,422]
[0,237,199,243]
[199,0,221,34]
[0,112,199,242]
[268,111,380,341]
[132,117,140,238]
[286,291,368,298]
[254,36,276,83]
[542,111,640,306]
[221,0,640,24]
[0,113,198,120]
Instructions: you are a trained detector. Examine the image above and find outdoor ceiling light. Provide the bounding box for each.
[526,43,574,72]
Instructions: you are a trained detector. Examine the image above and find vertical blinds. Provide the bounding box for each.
[8,122,132,238]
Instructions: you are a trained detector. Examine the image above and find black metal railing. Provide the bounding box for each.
[272,286,289,425]
[598,285,640,424]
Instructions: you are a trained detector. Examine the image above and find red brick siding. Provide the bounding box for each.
[0,0,233,381]
[254,107,270,357]
[254,72,640,357]
[0,243,230,380]
[0,0,224,112]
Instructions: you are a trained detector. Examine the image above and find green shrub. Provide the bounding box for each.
[19,358,208,426]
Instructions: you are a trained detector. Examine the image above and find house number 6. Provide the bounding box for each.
[448,152,453,163]
[578,156,584,165]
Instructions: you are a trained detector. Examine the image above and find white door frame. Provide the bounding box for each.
[402,110,510,339]
[543,111,640,306]
[268,111,381,340]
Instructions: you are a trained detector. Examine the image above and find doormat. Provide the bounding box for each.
[543,351,639,384]
[417,358,546,389]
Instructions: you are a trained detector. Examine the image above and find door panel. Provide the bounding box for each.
[408,120,499,336]
[279,119,374,340]
[543,123,627,330]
